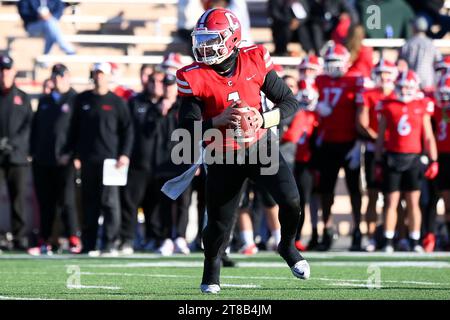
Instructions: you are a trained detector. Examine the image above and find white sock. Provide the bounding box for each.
[384,231,395,239]
[409,231,421,241]
[272,229,281,246]
[240,230,254,246]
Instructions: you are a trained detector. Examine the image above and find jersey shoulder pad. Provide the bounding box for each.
[176,63,201,96]
[241,44,273,73]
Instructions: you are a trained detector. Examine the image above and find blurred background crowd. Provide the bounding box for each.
[0,0,449,257]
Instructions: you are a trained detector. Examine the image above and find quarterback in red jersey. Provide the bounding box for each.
[375,70,438,253]
[356,58,396,252]
[434,74,450,248]
[314,41,365,251]
[176,8,309,294]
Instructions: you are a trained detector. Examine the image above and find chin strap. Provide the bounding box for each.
[262,108,280,128]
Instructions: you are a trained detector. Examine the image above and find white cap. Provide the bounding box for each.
[92,62,112,75]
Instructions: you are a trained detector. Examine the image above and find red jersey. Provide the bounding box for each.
[176,45,273,150]
[282,110,319,163]
[378,98,432,154]
[360,87,394,133]
[316,73,365,143]
[433,104,450,153]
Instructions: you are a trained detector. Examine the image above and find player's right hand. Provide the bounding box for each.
[212,106,241,128]
[316,101,332,117]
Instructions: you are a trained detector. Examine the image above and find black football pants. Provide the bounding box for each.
[80,162,120,252]
[32,163,78,241]
[201,153,302,285]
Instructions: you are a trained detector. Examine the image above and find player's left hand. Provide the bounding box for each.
[424,161,439,180]
[116,155,130,168]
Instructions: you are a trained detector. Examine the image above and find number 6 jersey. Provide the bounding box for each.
[377,97,434,154]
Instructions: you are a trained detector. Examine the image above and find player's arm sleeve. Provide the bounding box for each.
[178,96,213,135]
[260,69,298,128]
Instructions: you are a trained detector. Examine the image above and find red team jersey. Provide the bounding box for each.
[176,45,273,150]
[378,98,434,154]
[433,104,450,153]
[315,73,364,143]
[282,110,319,163]
[360,87,394,133]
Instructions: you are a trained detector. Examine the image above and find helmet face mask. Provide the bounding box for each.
[395,70,420,103]
[191,8,241,65]
[324,59,346,77]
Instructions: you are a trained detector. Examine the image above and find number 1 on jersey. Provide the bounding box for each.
[228,91,240,103]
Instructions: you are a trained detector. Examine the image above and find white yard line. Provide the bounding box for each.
[66,284,121,290]
[79,260,450,269]
[0,295,59,300]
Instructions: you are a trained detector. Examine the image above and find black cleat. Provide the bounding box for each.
[317,228,334,251]
[349,228,362,251]
[221,254,236,268]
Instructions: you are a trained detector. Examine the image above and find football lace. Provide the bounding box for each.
[235,117,243,137]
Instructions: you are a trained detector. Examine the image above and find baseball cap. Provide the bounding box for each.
[92,62,112,75]
[51,63,69,77]
[0,55,14,70]
[414,16,428,32]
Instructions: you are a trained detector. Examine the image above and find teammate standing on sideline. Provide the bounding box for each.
[61,62,133,255]
[356,59,397,252]
[0,55,33,251]
[29,64,81,255]
[315,41,365,251]
[375,70,438,253]
[176,8,310,294]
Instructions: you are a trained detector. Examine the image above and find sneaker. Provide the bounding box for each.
[27,244,53,256]
[413,244,424,253]
[157,239,174,256]
[119,244,134,255]
[365,238,377,252]
[69,236,82,254]
[317,228,334,251]
[306,233,319,251]
[383,244,394,253]
[397,238,410,252]
[422,233,436,253]
[174,237,190,255]
[291,260,310,280]
[239,243,258,255]
[200,284,220,294]
[221,254,236,267]
[101,248,119,257]
[349,228,362,251]
[295,240,306,251]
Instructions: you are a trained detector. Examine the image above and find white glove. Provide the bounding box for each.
[345,141,362,170]
[316,101,333,117]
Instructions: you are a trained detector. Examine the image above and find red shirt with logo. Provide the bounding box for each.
[315,73,365,143]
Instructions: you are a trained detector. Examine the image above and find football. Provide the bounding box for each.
[229,100,263,143]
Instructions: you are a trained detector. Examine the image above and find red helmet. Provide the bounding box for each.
[395,70,420,103]
[373,58,397,86]
[162,52,183,72]
[298,54,323,71]
[434,55,450,75]
[297,79,319,111]
[191,8,241,65]
[321,41,349,77]
[437,74,450,102]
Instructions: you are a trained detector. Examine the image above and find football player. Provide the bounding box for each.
[375,70,438,253]
[314,41,365,251]
[356,58,397,252]
[282,79,319,251]
[176,8,310,294]
[434,74,450,250]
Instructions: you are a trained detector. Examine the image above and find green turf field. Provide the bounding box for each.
[0,252,449,300]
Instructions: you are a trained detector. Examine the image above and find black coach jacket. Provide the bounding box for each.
[0,85,33,165]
